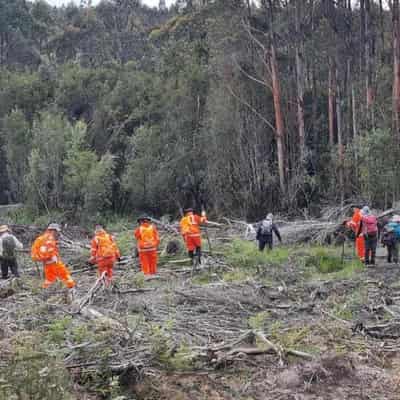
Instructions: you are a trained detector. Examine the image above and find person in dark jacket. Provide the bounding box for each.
[381,216,400,264]
[256,214,282,251]
[0,225,23,279]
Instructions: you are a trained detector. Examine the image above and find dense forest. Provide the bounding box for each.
[1,0,399,221]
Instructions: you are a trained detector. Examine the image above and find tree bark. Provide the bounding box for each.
[295,0,305,162]
[336,65,344,205]
[328,59,336,147]
[365,0,374,126]
[269,43,286,194]
[393,0,400,143]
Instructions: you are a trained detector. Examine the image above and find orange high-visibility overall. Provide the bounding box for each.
[90,230,120,283]
[134,223,160,275]
[180,212,207,251]
[346,208,365,261]
[31,231,75,289]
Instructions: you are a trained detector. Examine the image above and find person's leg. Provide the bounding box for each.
[267,235,273,250]
[55,262,75,288]
[43,263,58,288]
[370,235,377,265]
[9,258,19,277]
[388,245,393,263]
[149,251,157,275]
[394,242,399,264]
[139,252,150,275]
[258,239,266,252]
[0,258,9,279]
[186,236,197,265]
[356,236,365,262]
[195,246,202,265]
[364,236,371,265]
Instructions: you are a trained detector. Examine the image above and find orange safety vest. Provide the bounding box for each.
[31,232,58,263]
[180,213,205,237]
[91,231,119,259]
[136,224,159,252]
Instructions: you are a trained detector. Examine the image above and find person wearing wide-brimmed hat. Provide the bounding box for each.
[0,225,23,279]
[134,216,160,275]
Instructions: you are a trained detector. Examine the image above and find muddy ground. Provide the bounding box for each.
[1,226,400,400]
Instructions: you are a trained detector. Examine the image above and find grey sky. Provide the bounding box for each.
[44,0,175,7]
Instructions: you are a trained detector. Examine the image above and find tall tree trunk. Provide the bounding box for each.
[393,0,400,143]
[360,0,366,76]
[295,0,305,162]
[328,59,336,147]
[265,0,286,194]
[269,43,286,194]
[379,0,385,61]
[336,65,344,205]
[365,0,374,126]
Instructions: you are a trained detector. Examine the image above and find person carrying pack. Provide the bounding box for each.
[0,225,23,279]
[357,206,378,265]
[381,222,399,264]
[31,223,75,290]
[256,213,282,251]
[89,225,120,285]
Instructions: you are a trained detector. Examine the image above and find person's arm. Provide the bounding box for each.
[13,236,23,250]
[273,224,282,242]
[89,238,98,263]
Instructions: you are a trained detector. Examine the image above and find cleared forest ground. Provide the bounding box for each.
[1,224,400,400]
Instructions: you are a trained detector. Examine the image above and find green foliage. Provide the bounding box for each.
[1,0,400,218]
[356,129,400,207]
[224,240,290,269]
[46,316,73,345]
[303,246,364,278]
[248,311,270,330]
[148,320,195,371]
[133,272,145,288]
[0,334,74,400]
[115,230,134,257]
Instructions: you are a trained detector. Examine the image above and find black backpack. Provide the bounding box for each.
[2,235,16,259]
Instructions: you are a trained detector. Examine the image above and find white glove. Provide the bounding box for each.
[50,255,58,263]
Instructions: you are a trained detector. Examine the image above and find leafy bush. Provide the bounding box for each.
[0,335,74,400]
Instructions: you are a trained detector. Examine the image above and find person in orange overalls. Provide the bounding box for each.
[180,208,207,265]
[31,223,76,290]
[134,216,160,275]
[89,225,120,285]
[346,207,365,262]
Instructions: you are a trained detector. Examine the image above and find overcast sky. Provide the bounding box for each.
[44,0,175,7]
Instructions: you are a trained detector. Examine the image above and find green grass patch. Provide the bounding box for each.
[223,239,290,269]
[301,246,364,280]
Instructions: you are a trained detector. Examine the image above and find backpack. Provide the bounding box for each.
[389,222,400,240]
[31,234,56,262]
[2,235,16,259]
[382,229,396,246]
[260,219,273,235]
[96,234,117,258]
[362,215,378,235]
